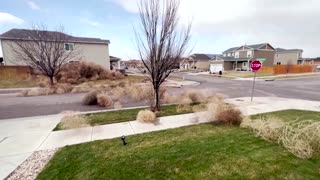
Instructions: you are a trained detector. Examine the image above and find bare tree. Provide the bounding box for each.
[135,0,191,111]
[9,25,80,86]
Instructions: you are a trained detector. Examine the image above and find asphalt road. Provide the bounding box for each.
[172,73,320,101]
[0,75,319,119]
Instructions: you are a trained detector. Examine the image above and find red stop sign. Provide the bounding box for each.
[251,60,262,72]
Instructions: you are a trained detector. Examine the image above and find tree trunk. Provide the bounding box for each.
[49,76,54,86]
[152,87,161,112]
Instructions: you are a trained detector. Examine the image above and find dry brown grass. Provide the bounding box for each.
[136,110,156,123]
[60,114,90,130]
[97,94,113,107]
[241,117,320,159]
[113,101,123,109]
[82,90,99,105]
[57,61,124,84]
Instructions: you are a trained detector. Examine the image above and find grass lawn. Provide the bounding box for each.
[39,110,320,179]
[223,71,273,78]
[251,109,320,122]
[54,104,203,131]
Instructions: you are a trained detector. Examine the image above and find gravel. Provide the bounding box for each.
[5,149,58,180]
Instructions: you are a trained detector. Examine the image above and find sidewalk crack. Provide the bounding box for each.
[0,137,8,144]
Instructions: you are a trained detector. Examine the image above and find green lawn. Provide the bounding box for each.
[39,110,320,179]
[251,109,320,122]
[54,104,200,131]
[88,104,195,126]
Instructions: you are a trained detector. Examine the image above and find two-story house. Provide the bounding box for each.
[0,29,111,69]
[274,48,303,65]
[220,43,276,71]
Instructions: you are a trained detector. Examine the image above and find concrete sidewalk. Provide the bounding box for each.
[1,97,320,179]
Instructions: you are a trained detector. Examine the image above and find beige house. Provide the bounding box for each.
[0,29,111,70]
[274,48,303,65]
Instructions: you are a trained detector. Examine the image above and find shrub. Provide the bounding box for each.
[241,117,320,159]
[136,110,156,123]
[18,90,28,97]
[241,116,285,142]
[114,101,122,109]
[55,83,73,94]
[60,114,90,130]
[97,94,113,107]
[215,108,243,126]
[82,90,99,105]
[57,61,121,84]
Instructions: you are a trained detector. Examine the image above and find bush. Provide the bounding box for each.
[82,90,99,105]
[97,94,113,107]
[241,117,320,159]
[136,110,156,123]
[60,114,90,130]
[57,61,124,84]
[55,83,73,94]
[215,108,243,126]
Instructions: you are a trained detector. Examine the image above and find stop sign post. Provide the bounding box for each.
[250,60,262,102]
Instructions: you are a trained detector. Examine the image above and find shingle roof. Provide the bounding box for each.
[0,29,110,44]
[275,48,303,52]
[189,53,222,61]
[223,43,274,53]
[220,57,251,62]
[223,47,239,53]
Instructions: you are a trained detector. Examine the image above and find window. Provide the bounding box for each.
[64,43,74,51]
[235,52,239,58]
[231,53,234,56]
[243,62,248,67]
[247,51,252,58]
[276,62,281,65]
[223,53,226,57]
[228,53,231,57]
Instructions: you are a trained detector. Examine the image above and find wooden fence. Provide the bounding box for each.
[0,66,32,80]
[259,65,314,75]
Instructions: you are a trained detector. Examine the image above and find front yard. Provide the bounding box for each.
[38,110,320,179]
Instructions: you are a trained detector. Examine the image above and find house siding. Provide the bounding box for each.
[196,61,209,70]
[274,52,300,65]
[76,43,110,70]
[1,40,110,69]
[224,61,233,71]
[253,50,275,67]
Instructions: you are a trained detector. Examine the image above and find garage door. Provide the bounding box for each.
[210,64,223,73]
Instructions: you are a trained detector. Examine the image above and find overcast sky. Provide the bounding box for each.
[1,0,319,59]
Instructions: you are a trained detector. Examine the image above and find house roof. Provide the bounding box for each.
[223,43,275,53]
[0,29,110,44]
[189,53,221,61]
[220,57,251,62]
[223,47,239,53]
[275,48,303,52]
[110,56,121,62]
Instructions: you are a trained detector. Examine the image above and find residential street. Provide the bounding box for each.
[0,75,319,119]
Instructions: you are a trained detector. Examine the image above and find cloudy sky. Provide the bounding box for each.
[1,0,319,59]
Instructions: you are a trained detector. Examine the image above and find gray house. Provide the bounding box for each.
[0,29,111,69]
[220,43,276,71]
[274,48,303,65]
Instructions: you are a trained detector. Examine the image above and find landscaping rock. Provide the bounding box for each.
[6,149,58,180]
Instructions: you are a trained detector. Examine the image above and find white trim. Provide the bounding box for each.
[0,40,3,58]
